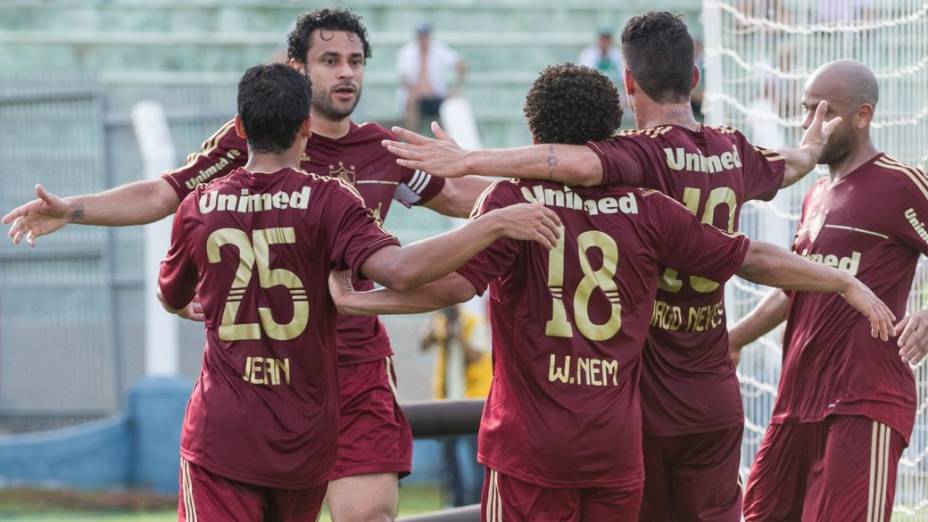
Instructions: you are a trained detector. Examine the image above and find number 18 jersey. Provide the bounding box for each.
[158,167,398,489]
[455,180,750,488]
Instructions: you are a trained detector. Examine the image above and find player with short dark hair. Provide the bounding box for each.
[732,59,928,522]
[3,8,493,520]
[160,63,560,522]
[382,10,850,519]
[330,64,894,521]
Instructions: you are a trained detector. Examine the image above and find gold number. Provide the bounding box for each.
[658,186,738,294]
[207,228,261,341]
[207,227,309,341]
[545,229,622,341]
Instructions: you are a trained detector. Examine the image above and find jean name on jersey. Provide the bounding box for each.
[548,354,619,387]
[650,299,724,333]
[184,149,242,190]
[798,249,861,276]
[521,186,638,215]
[663,144,742,174]
[242,356,291,386]
[198,187,312,214]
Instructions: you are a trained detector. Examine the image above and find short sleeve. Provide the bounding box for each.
[737,131,786,202]
[891,164,928,257]
[394,168,446,207]
[161,119,247,200]
[326,181,401,277]
[454,182,521,295]
[158,197,199,310]
[649,191,751,282]
[585,136,658,188]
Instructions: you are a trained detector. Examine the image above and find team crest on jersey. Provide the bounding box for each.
[329,162,357,185]
[805,210,827,243]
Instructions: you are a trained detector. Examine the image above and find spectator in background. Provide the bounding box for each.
[577,27,623,85]
[397,22,466,132]
[420,304,490,507]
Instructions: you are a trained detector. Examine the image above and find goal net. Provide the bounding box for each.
[703,0,928,517]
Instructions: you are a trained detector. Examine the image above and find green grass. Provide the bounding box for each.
[0,485,443,522]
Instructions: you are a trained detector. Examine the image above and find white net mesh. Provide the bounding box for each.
[703,0,928,517]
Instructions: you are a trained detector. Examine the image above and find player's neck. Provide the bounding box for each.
[244,149,302,175]
[634,102,699,131]
[310,111,352,140]
[828,140,879,181]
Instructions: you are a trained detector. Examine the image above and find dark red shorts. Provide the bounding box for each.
[178,458,326,522]
[329,356,413,481]
[480,468,643,522]
[640,424,743,522]
[743,415,904,522]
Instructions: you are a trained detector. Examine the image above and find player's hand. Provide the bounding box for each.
[2,184,74,247]
[839,279,895,342]
[894,311,928,365]
[383,122,469,178]
[482,201,562,249]
[327,270,356,309]
[175,297,205,322]
[799,101,843,165]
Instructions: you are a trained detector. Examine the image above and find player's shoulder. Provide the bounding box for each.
[292,167,367,204]
[351,121,394,141]
[871,154,928,199]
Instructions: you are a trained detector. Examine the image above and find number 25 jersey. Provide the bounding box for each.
[455,180,750,488]
[158,167,398,488]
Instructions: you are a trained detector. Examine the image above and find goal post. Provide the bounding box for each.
[703,0,928,517]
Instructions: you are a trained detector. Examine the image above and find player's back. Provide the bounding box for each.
[161,166,394,489]
[457,179,749,488]
[590,124,786,435]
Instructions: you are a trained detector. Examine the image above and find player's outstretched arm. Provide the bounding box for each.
[776,101,843,187]
[329,271,476,316]
[383,122,603,186]
[3,179,181,246]
[737,241,895,341]
[360,201,560,292]
[728,289,790,366]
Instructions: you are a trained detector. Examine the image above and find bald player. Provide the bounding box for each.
[730,59,928,521]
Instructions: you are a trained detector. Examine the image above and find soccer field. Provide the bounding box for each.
[0,485,443,522]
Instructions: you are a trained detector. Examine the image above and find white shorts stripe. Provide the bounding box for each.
[867,421,879,522]
[494,469,503,522]
[879,423,891,522]
[181,458,197,522]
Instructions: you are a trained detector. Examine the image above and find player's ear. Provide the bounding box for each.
[234,115,247,140]
[691,65,700,90]
[288,57,305,75]
[623,69,636,97]
[299,115,311,138]
[856,103,874,129]
[531,135,539,145]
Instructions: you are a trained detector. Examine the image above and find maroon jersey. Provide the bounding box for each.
[159,167,399,488]
[587,125,786,436]
[455,179,750,488]
[773,154,927,441]
[162,120,444,364]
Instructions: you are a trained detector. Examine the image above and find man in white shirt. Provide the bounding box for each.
[577,27,623,85]
[397,22,466,131]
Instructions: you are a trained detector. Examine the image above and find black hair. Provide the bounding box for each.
[287,8,372,63]
[523,64,623,144]
[237,63,311,153]
[621,11,694,103]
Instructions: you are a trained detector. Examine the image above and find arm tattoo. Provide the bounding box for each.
[546,145,557,180]
[70,203,85,223]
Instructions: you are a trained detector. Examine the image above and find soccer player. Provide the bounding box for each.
[328,63,894,521]
[729,60,928,521]
[2,9,491,520]
[381,12,854,521]
[159,63,560,521]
